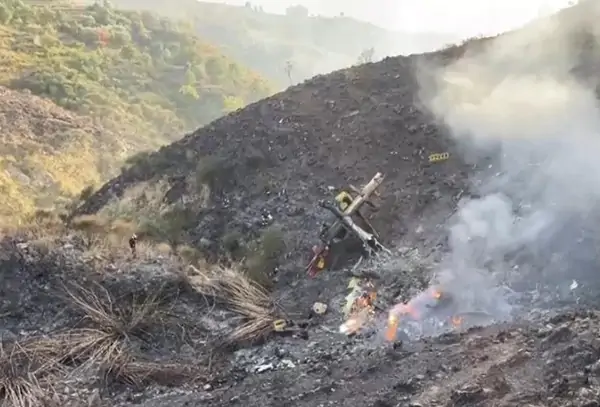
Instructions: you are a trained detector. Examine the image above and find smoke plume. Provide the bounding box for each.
[416,0,600,317]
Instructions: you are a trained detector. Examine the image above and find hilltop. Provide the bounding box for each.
[104,0,459,87]
[0,0,272,225]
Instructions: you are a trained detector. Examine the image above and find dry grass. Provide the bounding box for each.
[0,339,62,407]
[57,282,205,387]
[0,281,197,399]
[187,263,281,344]
[61,282,164,369]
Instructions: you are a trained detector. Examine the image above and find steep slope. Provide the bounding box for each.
[76,55,471,270]
[7,2,600,406]
[79,2,599,280]
[0,86,125,224]
[103,0,460,88]
[2,226,600,407]
[77,0,600,274]
[10,0,273,135]
[0,0,272,225]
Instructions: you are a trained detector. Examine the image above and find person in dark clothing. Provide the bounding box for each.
[129,234,138,258]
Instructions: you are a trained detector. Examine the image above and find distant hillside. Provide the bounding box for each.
[0,86,124,225]
[0,0,273,225]
[104,0,459,87]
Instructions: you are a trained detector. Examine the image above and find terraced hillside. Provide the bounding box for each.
[0,0,272,225]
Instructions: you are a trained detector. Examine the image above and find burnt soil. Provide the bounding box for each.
[4,2,600,406]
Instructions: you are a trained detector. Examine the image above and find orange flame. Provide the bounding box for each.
[341,317,362,335]
[431,289,442,299]
[451,316,463,327]
[385,314,399,341]
[340,288,377,336]
[340,308,372,335]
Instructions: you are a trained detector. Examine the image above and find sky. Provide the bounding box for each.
[205,0,574,37]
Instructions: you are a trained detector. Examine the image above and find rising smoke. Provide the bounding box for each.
[416,0,600,317]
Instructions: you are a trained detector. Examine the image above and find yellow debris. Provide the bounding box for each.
[273,319,287,332]
[428,152,450,163]
[347,277,360,289]
[335,190,354,211]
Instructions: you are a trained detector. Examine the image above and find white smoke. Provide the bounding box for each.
[416,0,600,316]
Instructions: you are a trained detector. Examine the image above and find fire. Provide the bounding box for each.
[451,316,463,327]
[339,281,377,336]
[339,308,372,335]
[339,316,362,335]
[385,313,399,341]
[384,303,418,342]
[384,286,447,342]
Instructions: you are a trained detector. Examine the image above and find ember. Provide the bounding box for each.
[339,308,372,335]
[339,279,377,335]
[384,285,451,342]
[385,314,399,341]
[451,316,463,327]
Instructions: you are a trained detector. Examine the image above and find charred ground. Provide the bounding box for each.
[4,1,600,407]
[75,52,475,273]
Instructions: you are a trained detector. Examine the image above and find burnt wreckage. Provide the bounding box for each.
[307,172,390,277]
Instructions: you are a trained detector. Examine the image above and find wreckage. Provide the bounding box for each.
[303,172,489,341]
[306,172,390,277]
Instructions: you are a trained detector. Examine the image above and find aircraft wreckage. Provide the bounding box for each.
[303,172,494,341]
[306,172,390,277]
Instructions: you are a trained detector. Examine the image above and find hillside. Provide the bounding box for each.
[76,0,600,273]
[0,86,125,225]
[0,0,272,225]
[103,0,459,87]
[4,1,600,407]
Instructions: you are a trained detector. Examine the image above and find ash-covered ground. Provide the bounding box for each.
[4,2,600,407]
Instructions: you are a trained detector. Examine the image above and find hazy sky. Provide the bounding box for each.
[207,0,573,37]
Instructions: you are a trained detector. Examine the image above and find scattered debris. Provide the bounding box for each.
[340,278,377,335]
[428,152,450,162]
[254,363,274,373]
[312,302,327,315]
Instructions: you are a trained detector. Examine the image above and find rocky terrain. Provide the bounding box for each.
[4,1,600,407]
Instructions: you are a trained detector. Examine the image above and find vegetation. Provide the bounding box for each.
[100,0,414,87]
[0,0,273,226]
[0,219,284,406]
[11,0,272,132]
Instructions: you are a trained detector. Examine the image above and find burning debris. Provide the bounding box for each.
[339,278,378,336]
[384,286,473,342]
[307,172,389,278]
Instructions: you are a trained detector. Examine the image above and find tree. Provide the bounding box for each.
[222,95,244,113]
[357,47,375,64]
